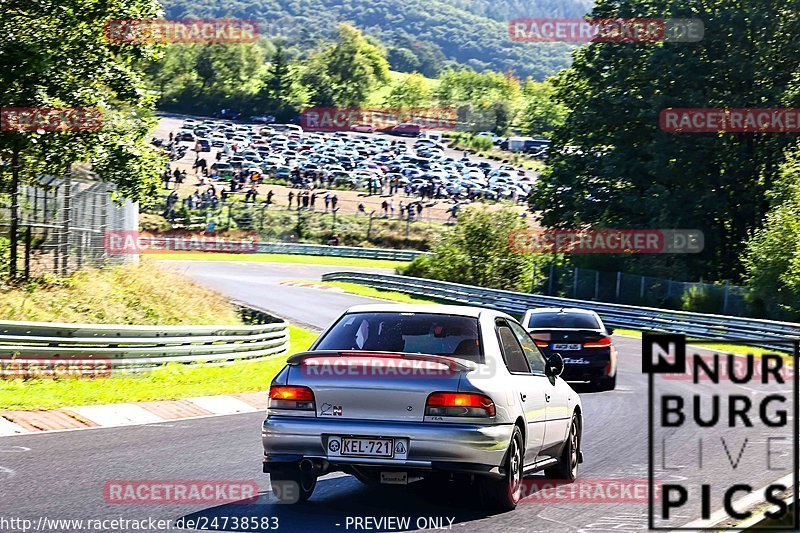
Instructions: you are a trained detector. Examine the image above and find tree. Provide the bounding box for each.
[519,79,568,137]
[402,207,531,291]
[383,73,430,108]
[256,45,300,120]
[301,24,390,108]
[0,0,166,276]
[743,147,800,319]
[434,68,521,132]
[533,0,800,282]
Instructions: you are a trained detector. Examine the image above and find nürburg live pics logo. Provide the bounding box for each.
[643,333,798,530]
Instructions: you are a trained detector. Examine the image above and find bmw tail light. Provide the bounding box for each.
[269,385,316,410]
[425,392,495,418]
[583,336,612,348]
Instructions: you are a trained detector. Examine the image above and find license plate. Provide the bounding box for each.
[552,343,582,351]
[340,437,394,457]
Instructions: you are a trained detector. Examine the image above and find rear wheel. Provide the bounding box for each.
[545,413,580,481]
[480,425,524,512]
[593,373,616,392]
[269,464,317,503]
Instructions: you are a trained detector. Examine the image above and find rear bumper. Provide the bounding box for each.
[562,363,611,382]
[262,416,513,473]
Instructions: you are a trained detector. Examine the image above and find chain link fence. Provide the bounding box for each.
[0,170,138,278]
[533,264,748,315]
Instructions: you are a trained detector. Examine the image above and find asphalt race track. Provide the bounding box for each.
[1,260,793,532]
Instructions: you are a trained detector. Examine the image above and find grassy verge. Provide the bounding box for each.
[314,281,440,304]
[149,252,409,270]
[0,325,318,410]
[147,204,444,250]
[0,263,241,325]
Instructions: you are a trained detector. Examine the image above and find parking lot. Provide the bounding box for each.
[153,115,535,221]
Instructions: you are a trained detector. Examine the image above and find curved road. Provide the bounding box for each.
[0,260,792,532]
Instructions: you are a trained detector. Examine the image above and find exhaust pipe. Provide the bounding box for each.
[299,458,328,474]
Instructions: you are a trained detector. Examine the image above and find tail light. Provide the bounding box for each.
[583,337,612,348]
[532,334,551,348]
[269,385,315,410]
[425,392,495,418]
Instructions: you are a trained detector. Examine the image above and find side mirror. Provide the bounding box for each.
[545,353,564,377]
[606,327,615,336]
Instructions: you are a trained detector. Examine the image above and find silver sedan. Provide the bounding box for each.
[262,304,583,511]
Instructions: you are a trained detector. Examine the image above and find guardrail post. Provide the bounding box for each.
[548,264,554,295]
[594,270,599,301]
[615,271,621,302]
[573,267,579,298]
[723,280,730,314]
[640,276,645,299]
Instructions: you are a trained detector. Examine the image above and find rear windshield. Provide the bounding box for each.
[527,312,600,330]
[315,312,482,362]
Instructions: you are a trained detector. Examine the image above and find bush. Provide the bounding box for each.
[680,285,723,314]
[400,206,531,291]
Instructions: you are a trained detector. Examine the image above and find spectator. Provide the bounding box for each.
[266,190,274,207]
[310,192,317,210]
[287,190,294,209]
[324,193,331,212]
[244,185,258,203]
[331,194,338,211]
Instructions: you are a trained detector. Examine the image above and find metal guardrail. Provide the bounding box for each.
[254,242,425,262]
[321,272,800,351]
[144,236,426,262]
[0,312,290,371]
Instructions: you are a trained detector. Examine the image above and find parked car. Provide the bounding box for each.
[176,130,195,142]
[262,304,583,511]
[522,307,617,391]
[351,123,376,133]
[390,123,422,136]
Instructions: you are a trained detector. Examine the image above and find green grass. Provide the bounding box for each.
[0,326,319,410]
[149,252,409,270]
[316,280,441,304]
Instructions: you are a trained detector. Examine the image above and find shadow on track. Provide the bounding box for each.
[177,473,564,532]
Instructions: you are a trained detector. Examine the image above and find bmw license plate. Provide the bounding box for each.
[552,343,582,350]
[339,437,394,457]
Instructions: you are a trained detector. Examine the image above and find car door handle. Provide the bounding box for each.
[520,393,527,402]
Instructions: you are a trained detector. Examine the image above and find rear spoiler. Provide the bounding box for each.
[286,350,475,372]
